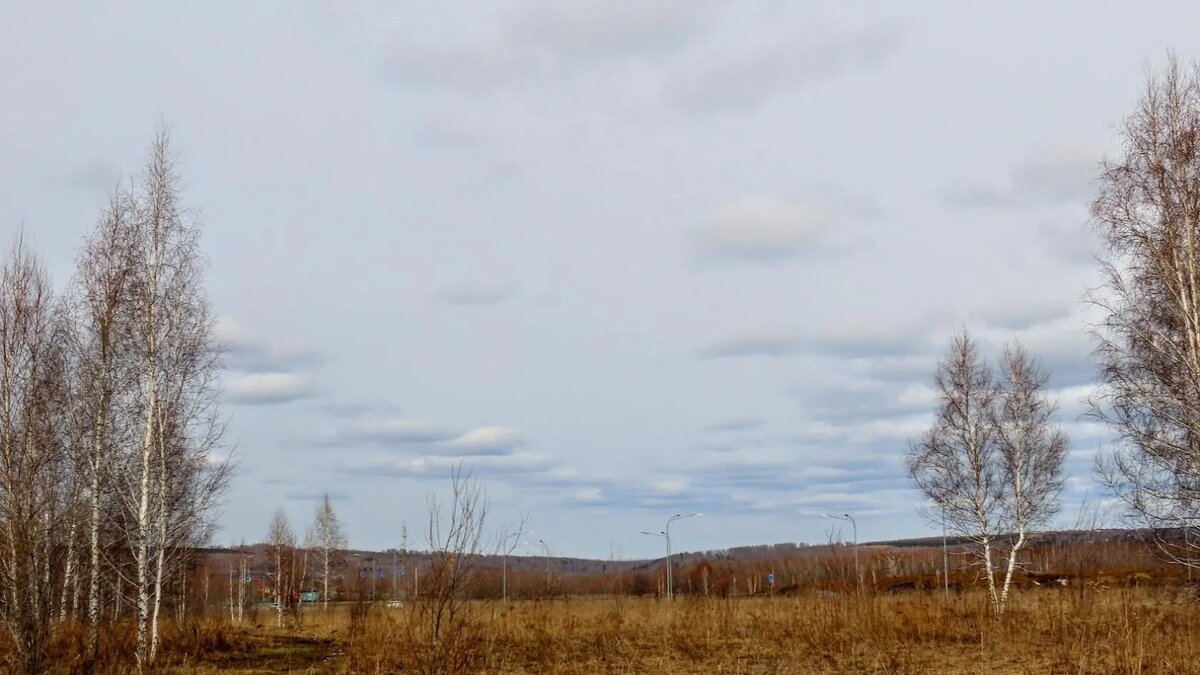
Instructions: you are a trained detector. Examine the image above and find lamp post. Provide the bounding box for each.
[822,513,859,591]
[643,513,701,600]
[538,539,551,594]
[500,531,528,602]
[640,530,667,597]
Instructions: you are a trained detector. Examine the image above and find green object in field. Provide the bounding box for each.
[300,591,319,603]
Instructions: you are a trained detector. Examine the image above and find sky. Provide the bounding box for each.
[2,1,1198,560]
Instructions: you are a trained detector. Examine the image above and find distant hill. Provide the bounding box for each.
[199,526,1173,578]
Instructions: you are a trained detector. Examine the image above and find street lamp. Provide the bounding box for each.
[822,513,859,591]
[500,531,529,602]
[538,539,551,594]
[640,530,667,597]
[643,513,701,600]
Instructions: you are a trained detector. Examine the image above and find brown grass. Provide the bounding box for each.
[337,588,1200,674]
[20,587,1200,673]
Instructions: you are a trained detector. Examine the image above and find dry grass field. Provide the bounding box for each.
[50,586,1200,674]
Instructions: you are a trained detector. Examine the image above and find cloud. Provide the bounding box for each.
[342,452,554,479]
[311,414,526,458]
[444,426,525,456]
[329,418,453,447]
[226,372,316,405]
[699,322,935,360]
[284,490,350,502]
[699,327,803,359]
[214,317,325,373]
[507,0,717,62]
[666,21,905,111]
[310,401,401,419]
[573,487,605,503]
[1040,220,1101,264]
[381,1,716,94]
[974,295,1078,331]
[433,280,517,306]
[55,159,120,192]
[704,417,766,433]
[694,196,833,263]
[381,38,540,93]
[943,142,1100,210]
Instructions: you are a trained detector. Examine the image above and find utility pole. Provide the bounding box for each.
[401,522,408,600]
[822,513,859,592]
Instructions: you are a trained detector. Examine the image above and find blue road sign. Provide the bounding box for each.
[395,568,405,577]
[377,570,386,578]
[767,572,775,586]
[359,569,366,578]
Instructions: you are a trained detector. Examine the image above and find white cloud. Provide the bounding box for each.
[346,451,554,478]
[445,426,525,456]
[943,141,1101,210]
[694,196,831,263]
[666,21,905,111]
[653,479,688,495]
[573,487,604,503]
[226,372,315,405]
[314,417,452,447]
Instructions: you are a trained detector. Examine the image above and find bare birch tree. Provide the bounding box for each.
[1090,55,1200,572]
[993,344,1068,611]
[0,236,72,673]
[908,332,1068,618]
[108,128,229,666]
[308,494,345,610]
[69,188,138,656]
[266,508,295,627]
[907,331,1004,612]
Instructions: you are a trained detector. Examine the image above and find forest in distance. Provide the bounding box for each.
[10,8,1200,674]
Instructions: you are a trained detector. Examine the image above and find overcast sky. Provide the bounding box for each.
[2,1,1197,559]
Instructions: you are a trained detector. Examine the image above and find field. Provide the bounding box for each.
[65,586,1200,674]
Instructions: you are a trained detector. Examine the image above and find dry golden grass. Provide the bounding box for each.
[24,587,1200,673]
[335,588,1200,674]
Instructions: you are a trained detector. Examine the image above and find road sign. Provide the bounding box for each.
[300,591,318,603]
[767,572,775,587]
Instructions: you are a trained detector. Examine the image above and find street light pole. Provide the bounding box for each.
[664,513,701,600]
[640,530,668,597]
[500,532,526,602]
[822,513,859,592]
[538,539,551,594]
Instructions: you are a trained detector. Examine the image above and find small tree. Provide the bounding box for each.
[407,465,487,674]
[993,344,1068,609]
[908,332,1004,611]
[265,508,296,627]
[908,331,1067,617]
[308,494,345,609]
